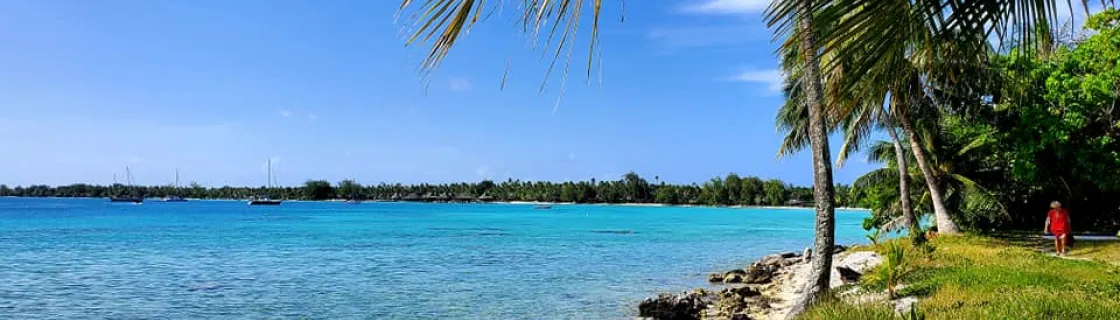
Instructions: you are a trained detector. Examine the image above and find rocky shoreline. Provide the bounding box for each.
[638,245,883,320]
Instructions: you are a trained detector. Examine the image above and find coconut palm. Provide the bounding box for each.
[397,0,1094,317]
[767,0,1091,316]
[775,12,923,243]
[855,115,1007,230]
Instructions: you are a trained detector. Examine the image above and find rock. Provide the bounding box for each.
[729,313,753,320]
[708,273,724,283]
[836,266,862,283]
[744,258,783,284]
[722,269,747,283]
[834,244,849,253]
[778,251,798,259]
[893,296,919,315]
[638,291,708,320]
[835,251,884,273]
[803,247,813,261]
[721,286,761,298]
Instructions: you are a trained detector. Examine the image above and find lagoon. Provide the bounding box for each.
[0,198,869,319]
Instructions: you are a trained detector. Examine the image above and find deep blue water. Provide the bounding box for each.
[0,197,869,319]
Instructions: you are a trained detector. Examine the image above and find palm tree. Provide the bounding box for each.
[774,9,923,243]
[769,0,1087,316]
[766,0,838,315]
[396,0,1089,316]
[855,115,1006,230]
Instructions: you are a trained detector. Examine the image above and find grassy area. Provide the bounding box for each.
[800,235,1120,320]
[1070,240,1120,265]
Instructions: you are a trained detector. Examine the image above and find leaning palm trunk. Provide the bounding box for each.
[896,106,960,235]
[886,123,920,240]
[786,0,836,317]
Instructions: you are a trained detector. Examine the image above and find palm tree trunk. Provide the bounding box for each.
[896,107,961,235]
[886,125,920,239]
[787,0,836,317]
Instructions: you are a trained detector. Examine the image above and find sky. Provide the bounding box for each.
[0,0,888,188]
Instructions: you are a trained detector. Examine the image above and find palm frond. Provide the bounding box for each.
[853,168,898,189]
[399,0,608,81]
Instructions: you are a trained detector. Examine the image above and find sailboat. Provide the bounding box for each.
[109,166,144,203]
[249,159,282,205]
[162,169,188,202]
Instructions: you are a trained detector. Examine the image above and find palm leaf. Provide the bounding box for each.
[398,0,608,82]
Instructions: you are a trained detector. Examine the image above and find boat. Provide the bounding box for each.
[534,204,552,209]
[109,167,144,203]
[249,196,282,205]
[249,158,282,206]
[109,196,144,203]
[162,169,188,202]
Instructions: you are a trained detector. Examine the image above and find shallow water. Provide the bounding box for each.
[0,198,869,319]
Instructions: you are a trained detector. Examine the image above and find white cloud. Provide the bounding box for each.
[449,78,471,92]
[125,156,142,164]
[568,153,577,161]
[280,110,293,117]
[730,69,784,93]
[307,113,318,120]
[682,0,769,15]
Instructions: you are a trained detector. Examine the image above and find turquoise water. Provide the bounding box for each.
[0,197,869,319]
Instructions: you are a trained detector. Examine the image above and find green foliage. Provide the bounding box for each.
[904,304,927,320]
[866,228,883,247]
[302,180,335,200]
[336,179,362,199]
[0,172,854,206]
[847,9,1120,231]
[863,241,912,299]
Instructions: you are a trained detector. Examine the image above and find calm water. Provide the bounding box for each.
[0,197,869,319]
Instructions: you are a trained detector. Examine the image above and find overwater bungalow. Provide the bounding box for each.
[454,193,475,202]
[477,193,494,202]
[402,193,423,202]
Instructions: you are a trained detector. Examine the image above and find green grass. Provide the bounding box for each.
[799,235,1120,320]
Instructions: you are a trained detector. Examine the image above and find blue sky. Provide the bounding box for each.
[0,0,884,187]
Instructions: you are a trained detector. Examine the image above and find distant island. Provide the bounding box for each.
[0,172,866,208]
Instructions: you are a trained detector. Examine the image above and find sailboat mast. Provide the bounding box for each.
[267,159,272,188]
[175,169,180,188]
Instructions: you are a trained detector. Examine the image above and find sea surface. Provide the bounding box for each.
[0,197,870,319]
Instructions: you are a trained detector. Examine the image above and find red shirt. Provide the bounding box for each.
[1048,208,1070,234]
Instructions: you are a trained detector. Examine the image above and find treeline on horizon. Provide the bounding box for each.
[0,172,865,207]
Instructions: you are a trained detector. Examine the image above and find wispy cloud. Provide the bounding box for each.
[475,166,491,179]
[729,69,784,93]
[449,78,471,92]
[307,113,318,121]
[279,110,293,117]
[682,0,769,15]
[568,153,577,161]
